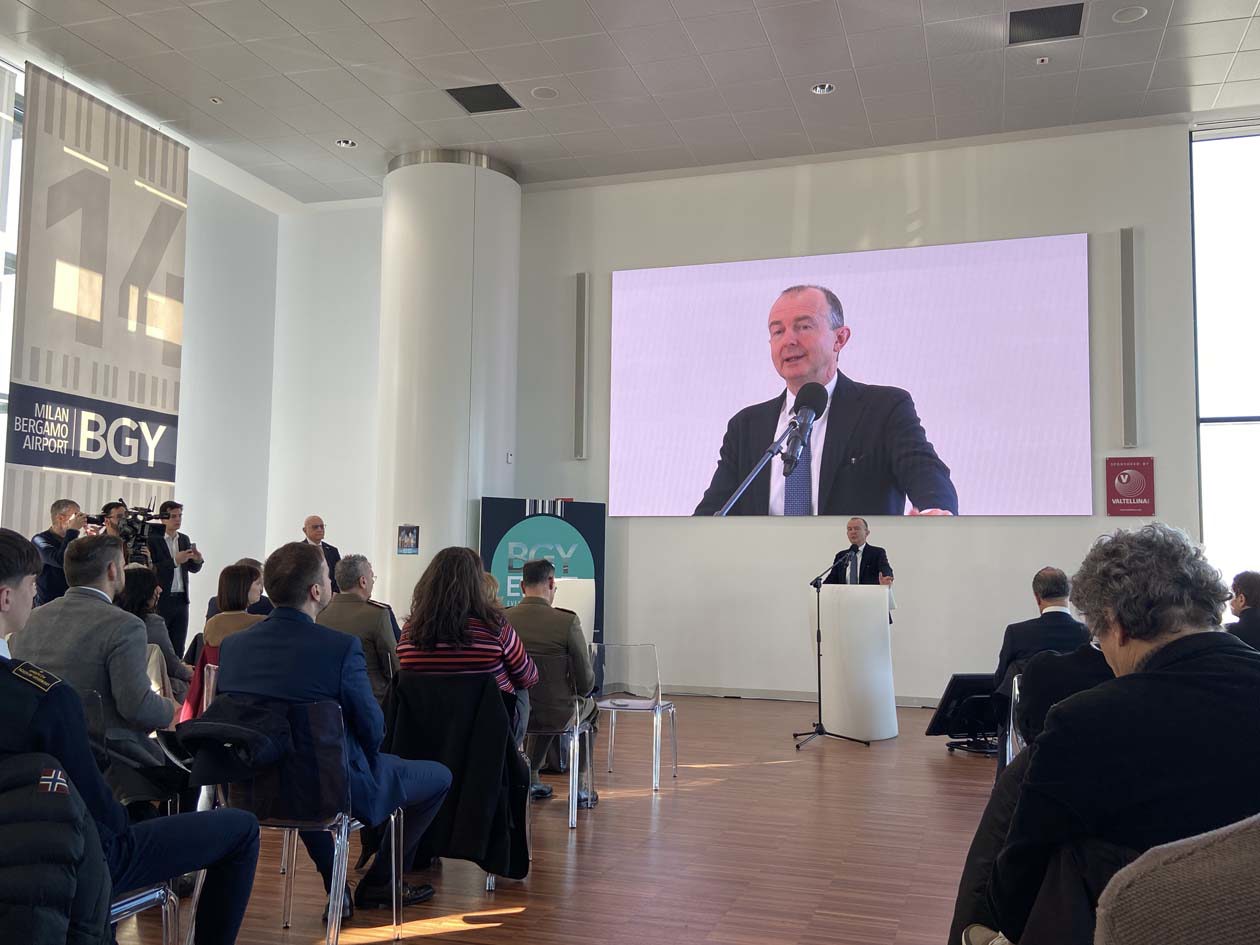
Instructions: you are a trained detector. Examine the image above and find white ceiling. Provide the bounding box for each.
[2,0,1258,202]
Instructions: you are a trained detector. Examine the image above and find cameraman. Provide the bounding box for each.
[146,500,203,655]
[32,498,86,605]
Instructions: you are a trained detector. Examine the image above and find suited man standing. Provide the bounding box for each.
[146,500,203,656]
[824,517,894,588]
[303,515,342,593]
[31,498,85,605]
[694,284,957,517]
[993,567,1089,695]
[1226,570,1260,649]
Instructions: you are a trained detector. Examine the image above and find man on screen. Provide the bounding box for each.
[693,285,957,516]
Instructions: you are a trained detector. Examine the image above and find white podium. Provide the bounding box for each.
[552,578,596,645]
[810,585,898,742]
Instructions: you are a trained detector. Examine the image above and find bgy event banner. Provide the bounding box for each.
[3,65,188,536]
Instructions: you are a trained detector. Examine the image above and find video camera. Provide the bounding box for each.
[84,498,166,564]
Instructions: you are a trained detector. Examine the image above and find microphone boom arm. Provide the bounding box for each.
[713,422,798,517]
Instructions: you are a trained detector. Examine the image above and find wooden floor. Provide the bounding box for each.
[116,696,994,945]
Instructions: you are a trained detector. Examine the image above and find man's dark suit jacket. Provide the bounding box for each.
[1016,643,1113,745]
[822,543,892,585]
[146,530,203,596]
[994,611,1090,695]
[1227,607,1260,650]
[317,541,342,593]
[32,527,79,605]
[693,371,957,516]
[988,632,1260,943]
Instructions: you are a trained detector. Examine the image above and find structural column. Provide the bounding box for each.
[376,150,520,610]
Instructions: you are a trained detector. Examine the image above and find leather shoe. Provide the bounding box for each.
[577,789,599,809]
[530,783,554,800]
[322,886,353,924]
[354,880,434,909]
[961,925,1010,945]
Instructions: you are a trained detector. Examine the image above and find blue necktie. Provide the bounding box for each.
[783,434,811,516]
[849,549,859,584]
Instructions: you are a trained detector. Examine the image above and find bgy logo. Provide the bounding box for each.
[1113,469,1146,498]
[80,412,168,468]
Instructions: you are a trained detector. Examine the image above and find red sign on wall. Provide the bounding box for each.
[1105,457,1155,516]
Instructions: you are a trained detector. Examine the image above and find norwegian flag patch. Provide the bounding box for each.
[38,768,69,795]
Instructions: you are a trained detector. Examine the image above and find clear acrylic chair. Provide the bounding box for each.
[594,643,677,791]
[1004,673,1027,767]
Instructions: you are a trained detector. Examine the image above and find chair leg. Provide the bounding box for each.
[161,883,180,945]
[325,818,352,945]
[582,728,594,797]
[281,829,298,929]
[568,726,579,829]
[183,870,206,945]
[607,710,616,772]
[526,792,534,862]
[485,873,496,891]
[669,705,678,779]
[390,809,403,941]
[280,828,290,874]
[652,708,662,792]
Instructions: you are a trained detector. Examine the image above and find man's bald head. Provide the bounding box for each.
[302,516,326,543]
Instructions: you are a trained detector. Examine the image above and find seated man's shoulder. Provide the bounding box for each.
[2,657,64,697]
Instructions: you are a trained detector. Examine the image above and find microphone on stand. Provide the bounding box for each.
[810,546,851,588]
[782,382,829,478]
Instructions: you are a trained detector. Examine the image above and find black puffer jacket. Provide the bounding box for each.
[0,751,111,944]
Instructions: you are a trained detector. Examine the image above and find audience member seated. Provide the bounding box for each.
[120,566,192,704]
[8,534,179,780]
[204,557,273,621]
[0,528,260,945]
[994,567,1089,696]
[396,547,539,733]
[319,555,399,706]
[508,558,599,805]
[1015,643,1114,745]
[964,523,1260,945]
[32,497,84,606]
[1226,570,1260,649]
[181,564,267,723]
[215,542,451,917]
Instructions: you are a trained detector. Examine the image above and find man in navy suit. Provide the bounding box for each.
[994,567,1090,695]
[823,517,894,587]
[216,542,451,915]
[302,515,342,593]
[146,499,204,656]
[694,285,957,517]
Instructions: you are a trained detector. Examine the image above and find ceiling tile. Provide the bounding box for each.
[123,49,220,95]
[655,86,729,117]
[440,6,528,49]
[424,0,504,14]
[129,8,232,51]
[924,14,1005,57]
[182,41,277,79]
[788,67,860,102]
[268,101,348,133]
[251,162,337,199]
[1073,92,1145,122]
[932,48,1002,83]
[519,156,586,182]
[515,0,604,40]
[1080,29,1165,69]
[579,145,693,176]
[1076,62,1155,96]
[258,0,360,32]
[1169,0,1258,24]
[1084,0,1174,36]
[122,89,195,121]
[671,0,754,18]
[1244,19,1260,50]
[593,96,667,124]
[1151,52,1234,87]
[922,0,1002,23]
[288,66,382,102]
[356,120,432,152]
[230,73,319,108]
[0,3,56,34]
[212,95,298,136]
[477,42,559,80]
[870,115,936,146]
[687,139,754,164]
[744,130,812,158]
[935,108,1002,137]
[308,25,402,65]
[613,121,682,148]
[1003,100,1075,131]
[771,35,853,75]
[857,59,930,97]
[416,115,492,144]
[482,133,570,161]
[556,128,624,155]
[796,92,868,128]
[71,57,164,94]
[339,0,427,24]
[567,65,650,99]
[110,0,188,13]
[1217,77,1260,107]
[1142,82,1221,111]
[1230,49,1260,82]
[244,35,336,73]
[385,88,467,121]
[15,27,111,65]
[69,17,169,59]
[759,1,845,45]
[733,104,803,133]
[501,74,585,106]
[683,11,767,54]
[533,102,608,132]
[346,59,431,96]
[613,22,697,64]
[587,0,677,29]
[838,0,922,34]
[864,88,934,121]
[1005,70,1079,106]
[542,33,627,72]
[20,0,116,27]
[327,177,383,198]
[475,108,549,138]
[204,137,281,167]
[190,1,297,42]
[373,12,465,58]
[634,56,714,94]
[721,76,793,111]
[703,45,781,83]
[932,76,1002,113]
[673,112,745,145]
[410,52,494,87]
[1159,19,1251,58]
[1004,37,1081,77]
[807,124,874,151]
[848,25,928,67]
[327,136,393,171]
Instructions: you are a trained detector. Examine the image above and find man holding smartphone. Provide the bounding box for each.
[146,500,203,655]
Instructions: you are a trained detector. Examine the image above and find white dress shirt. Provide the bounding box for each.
[165,532,184,594]
[839,543,867,584]
[0,636,8,659]
[768,372,840,516]
[1041,605,1072,616]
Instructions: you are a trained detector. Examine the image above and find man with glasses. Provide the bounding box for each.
[302,515,342,593]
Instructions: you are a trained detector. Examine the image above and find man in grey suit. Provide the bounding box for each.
[9,533,178,772]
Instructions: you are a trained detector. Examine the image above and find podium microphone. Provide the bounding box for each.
[782,382,829,477]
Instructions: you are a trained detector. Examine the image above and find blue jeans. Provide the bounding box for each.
[301,758,450,890]
[109,808,260,945]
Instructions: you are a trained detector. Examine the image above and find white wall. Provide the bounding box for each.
[514,124,1198,702]
[265,208,383,594]
[178,172,278,591]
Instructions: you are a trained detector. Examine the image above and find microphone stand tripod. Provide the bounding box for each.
[794,554,871,750]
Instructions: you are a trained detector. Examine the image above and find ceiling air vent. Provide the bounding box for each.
[1008,3,1085,45]
[445,84,522,114]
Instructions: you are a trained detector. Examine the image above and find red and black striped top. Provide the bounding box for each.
[397,618,539,693]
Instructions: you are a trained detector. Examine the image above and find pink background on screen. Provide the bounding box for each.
[608,234,1092,517]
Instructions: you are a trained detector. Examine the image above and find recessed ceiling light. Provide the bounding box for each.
[531,86,559,100]
[1035,56,1051,65]
[335,138,357,149]
[209,96,222,105]
[1112,5,1148,23]
[811,82,835,95]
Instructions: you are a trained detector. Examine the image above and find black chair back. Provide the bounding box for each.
[227,700,350,828]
